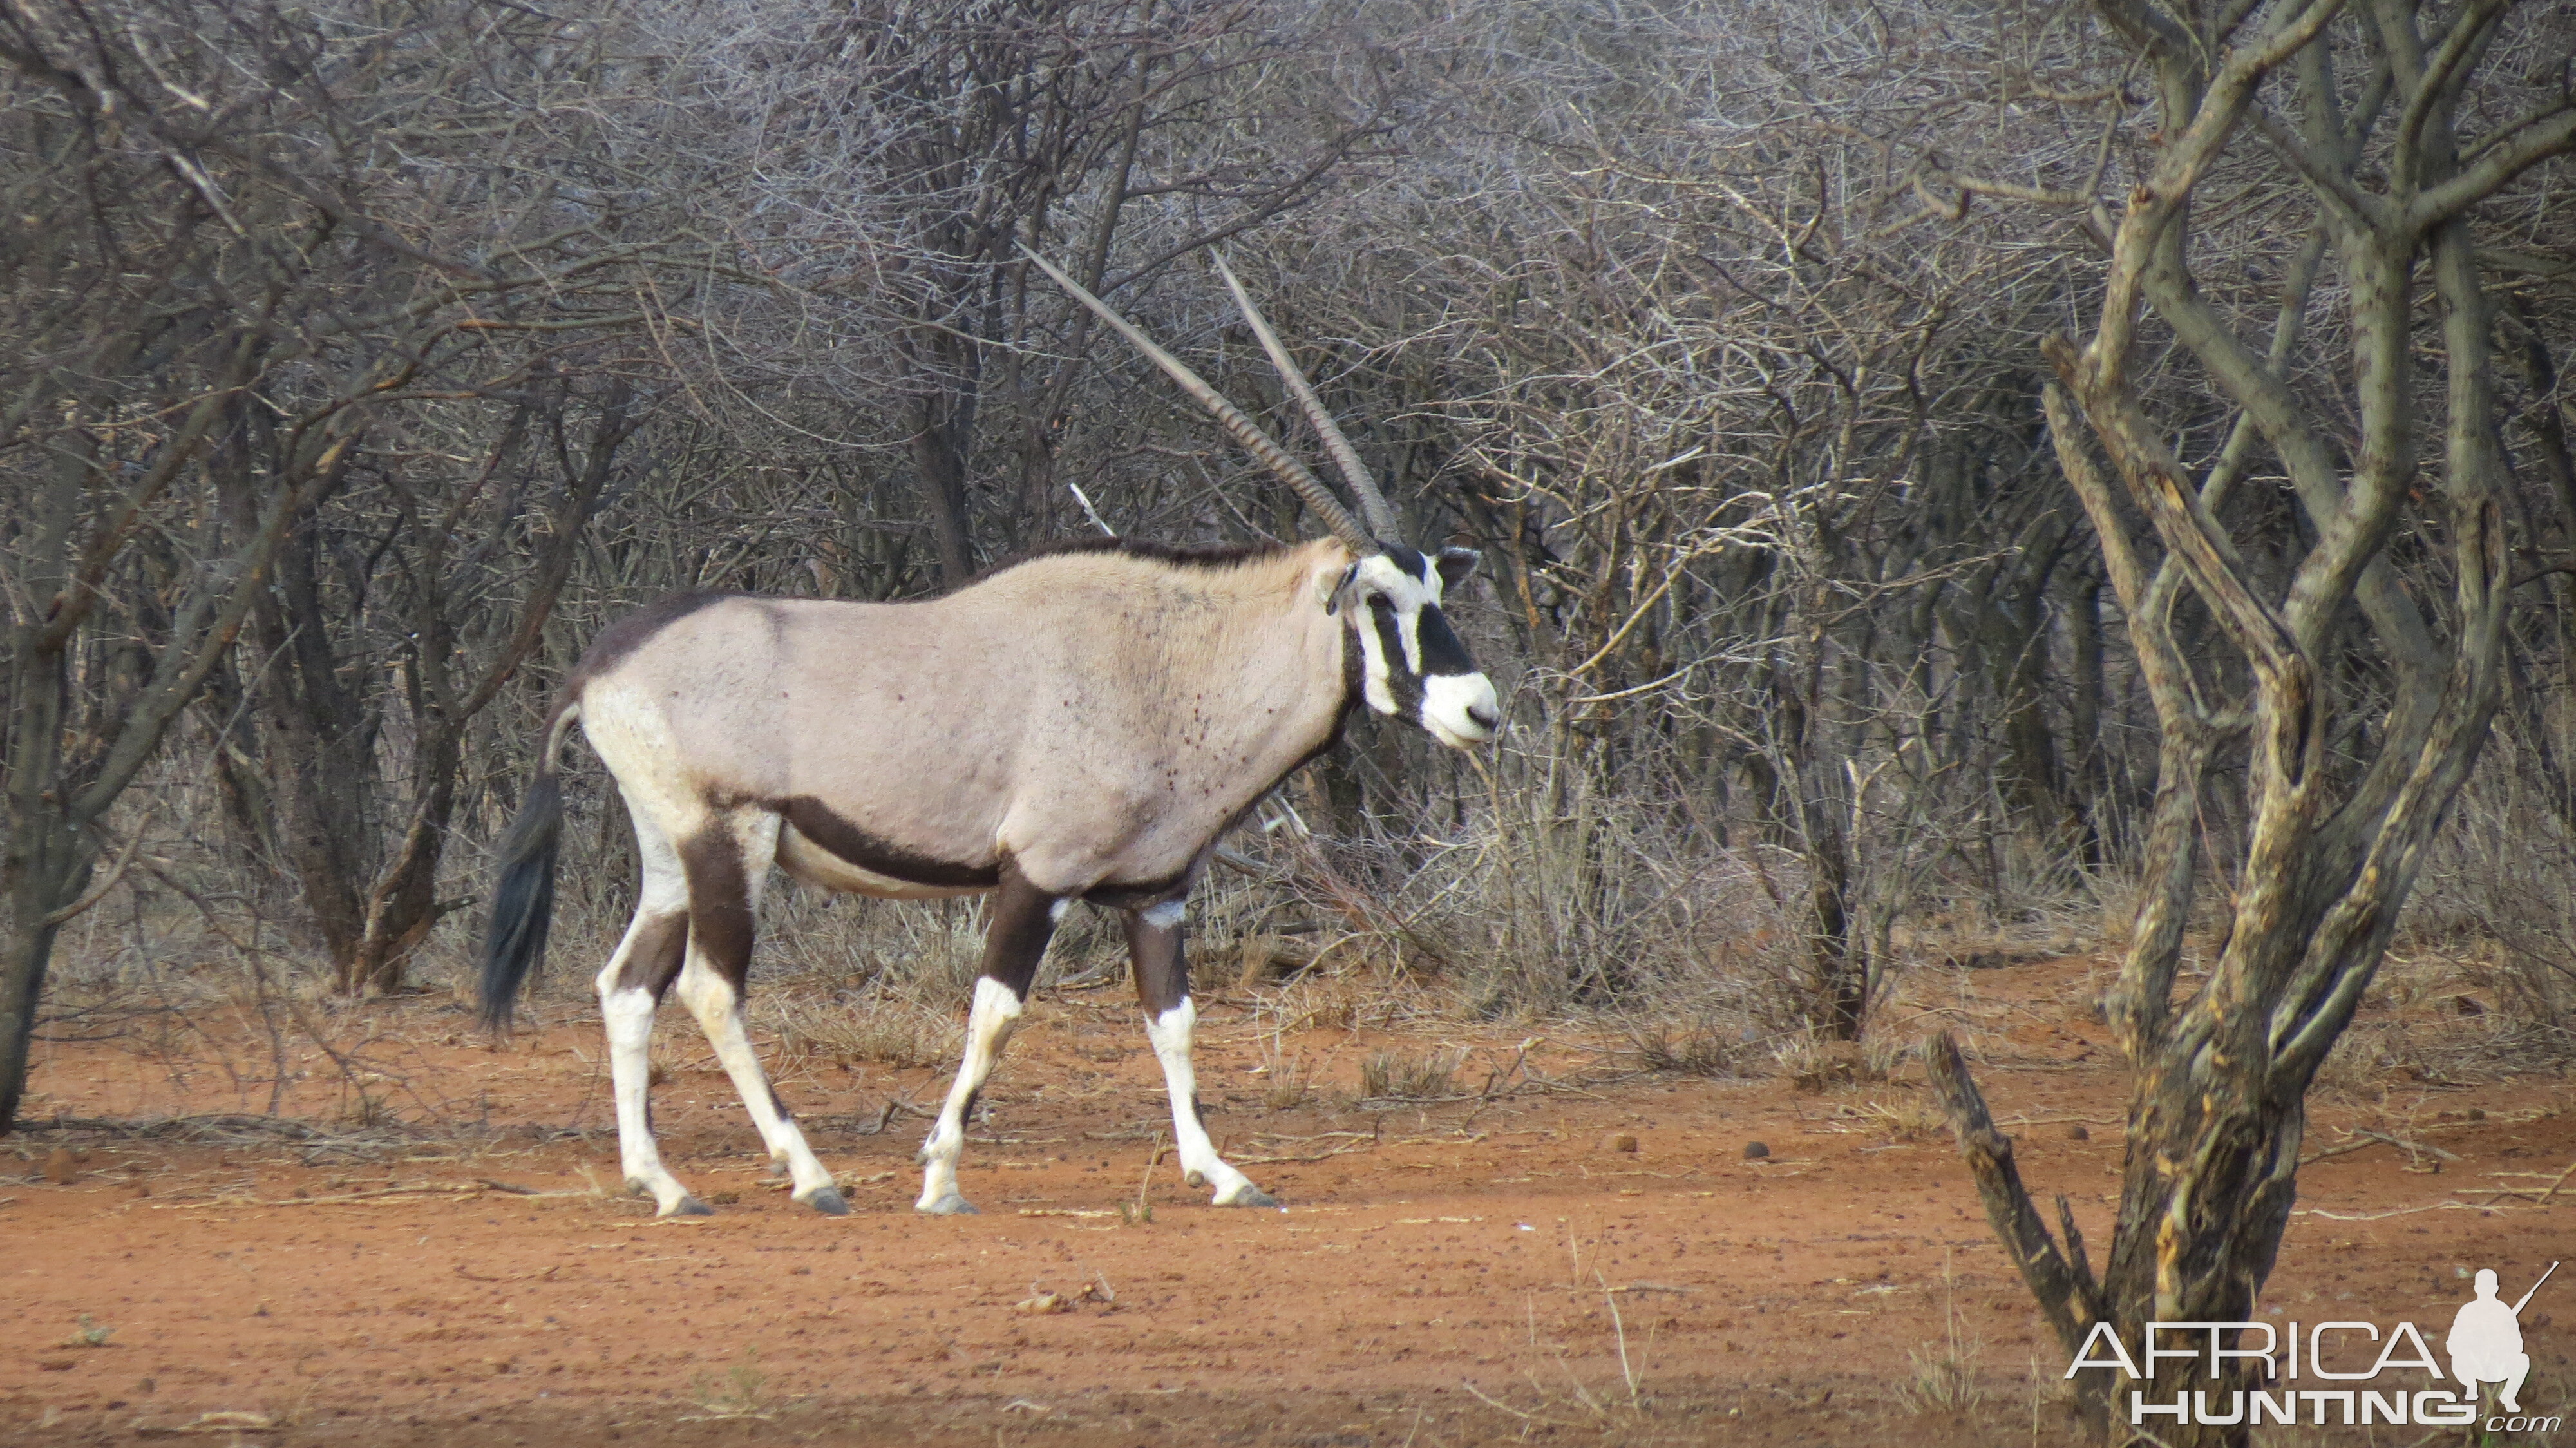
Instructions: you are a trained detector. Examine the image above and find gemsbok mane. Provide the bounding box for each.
[477,249,1500,1217]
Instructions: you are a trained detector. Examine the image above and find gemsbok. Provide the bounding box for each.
[478,250,1500,1218]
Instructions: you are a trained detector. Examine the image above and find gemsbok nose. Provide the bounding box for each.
[1423,671,1501,748]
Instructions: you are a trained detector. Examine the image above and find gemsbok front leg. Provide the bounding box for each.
[916,866,1059,1215]
[1128,902,1276,1208]
[673,811,847,1215]
[596,798,701,1216]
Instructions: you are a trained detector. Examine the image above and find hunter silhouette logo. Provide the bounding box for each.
[2066,1260,2560,1431]
[2450,1262,2555,1415]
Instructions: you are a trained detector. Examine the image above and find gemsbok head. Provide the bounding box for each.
[478,247,1500,1219]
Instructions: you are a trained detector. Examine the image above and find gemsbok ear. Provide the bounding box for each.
[1317,561,1361,614]
[1435,548,1482,589]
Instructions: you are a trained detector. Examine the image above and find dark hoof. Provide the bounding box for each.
[916,1193,980,1216]
[803,1187,851,1217]
[665,1196,715,1217]
[1218,1186,1282,1208]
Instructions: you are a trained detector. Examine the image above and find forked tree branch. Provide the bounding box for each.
[2410,106,2576,232]
[1926,1032,2098,1353]
[2045,335,2307,687]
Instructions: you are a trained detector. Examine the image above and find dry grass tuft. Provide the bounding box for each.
[760,995,962,1072]
[1256,1055,1321,1111]
[1895,1253,1984,1416]
[1462,1279,1660,1441]
[682,1350,775,1422]
[1777,1037,1888,1092]
[1624,1019,1756,1077]
[1359,1046,1465,1101]
[1846,1096,1946,1141]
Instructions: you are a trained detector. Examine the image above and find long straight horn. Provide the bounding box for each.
[1210,251,1403,542]
[1018,244,1373,553]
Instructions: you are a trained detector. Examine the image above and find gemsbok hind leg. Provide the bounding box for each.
[596,798,700,1216]
[1128,902,1276,1208]
[673,811,847,1215]
[917,867,1059,1215]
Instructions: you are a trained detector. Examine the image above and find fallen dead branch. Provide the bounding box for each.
[134,1411,282,1437]
[17,1113,363,1143]
[2295,1200,2534,1221]
[154,1179,573,1210]
[2301,1127,2465,1168]
[1233,1145,1376,1166]
[2472,1158,2576,1206]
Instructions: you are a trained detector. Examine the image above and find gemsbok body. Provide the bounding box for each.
[478,250,1501,1217]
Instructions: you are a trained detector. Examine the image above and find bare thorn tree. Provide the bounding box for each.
[1924,0,2576,1440]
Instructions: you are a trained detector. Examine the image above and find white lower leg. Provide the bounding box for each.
[1145,996,1269,1206]
[916,976,1023,1214]
[677,967,838,1203]
[600,982,696,1214]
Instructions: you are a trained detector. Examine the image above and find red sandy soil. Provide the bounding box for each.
[3,958,2570,1446]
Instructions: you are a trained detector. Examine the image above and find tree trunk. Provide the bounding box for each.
[908,388,980,587]
[0,876,77,1132]
[1,642,84,1132]
[352,717,468,995]
[254,521,380,986]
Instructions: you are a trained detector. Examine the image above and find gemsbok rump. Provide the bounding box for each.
[477,250,1500,1218]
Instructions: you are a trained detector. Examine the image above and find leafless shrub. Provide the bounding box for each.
[2410,732,2576,1056]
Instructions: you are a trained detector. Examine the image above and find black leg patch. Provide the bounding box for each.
[1123,910,1189,1017]
[614,911,689,998]
[677,830,755,987]
[978,862,1059,1000]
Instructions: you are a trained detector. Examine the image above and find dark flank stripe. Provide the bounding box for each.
[781,797,1001,889]
[1081,875,1191,910]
